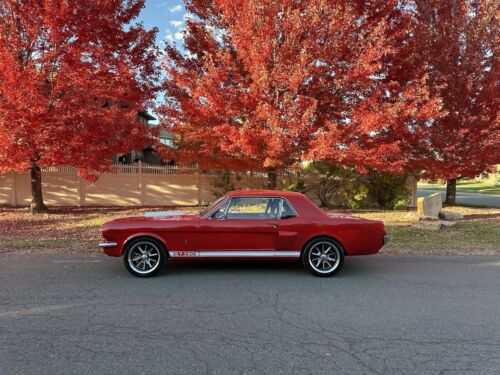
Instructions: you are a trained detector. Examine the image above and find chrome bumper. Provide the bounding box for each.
[383,235,390,245]
[98,241,118,248]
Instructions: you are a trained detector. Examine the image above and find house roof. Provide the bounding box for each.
[138,111,156,121]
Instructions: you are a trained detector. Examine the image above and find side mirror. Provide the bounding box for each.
[280,214,295,219]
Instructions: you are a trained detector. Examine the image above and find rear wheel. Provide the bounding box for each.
[123,238,166,277]
[302,237,344,277]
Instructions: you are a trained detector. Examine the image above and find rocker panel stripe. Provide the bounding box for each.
[170,251,300,258]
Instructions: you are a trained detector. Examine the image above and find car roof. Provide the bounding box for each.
[226,190,304,198]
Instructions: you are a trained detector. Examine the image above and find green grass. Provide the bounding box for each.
[383,221,500,255]
[419,179,500,196]
[352,208,500,255]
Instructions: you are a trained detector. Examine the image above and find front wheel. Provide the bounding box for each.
[302,237,344,277]
[123,238,167,277]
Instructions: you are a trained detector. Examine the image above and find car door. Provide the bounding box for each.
[197,196,280,255]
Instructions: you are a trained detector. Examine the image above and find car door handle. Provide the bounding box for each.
[267,222,278,228]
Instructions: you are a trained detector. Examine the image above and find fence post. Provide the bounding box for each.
[11,172,17,207]
[139,160,144,206]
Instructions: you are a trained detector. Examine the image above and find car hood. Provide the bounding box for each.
[102,211,199,229]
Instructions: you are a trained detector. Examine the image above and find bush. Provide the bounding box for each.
[292,162,410,209]
[364,171,410,209]
[303,162,368,208]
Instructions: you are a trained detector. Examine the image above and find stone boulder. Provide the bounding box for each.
[417,193,442,218]
[438,210,464,221]
[413,220,457,231]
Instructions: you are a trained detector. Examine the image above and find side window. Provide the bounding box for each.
[280,199,296,219]
[225,197,281,219]
[211,200,229,219]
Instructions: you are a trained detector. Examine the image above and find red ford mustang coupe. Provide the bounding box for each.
[99,190,388,277]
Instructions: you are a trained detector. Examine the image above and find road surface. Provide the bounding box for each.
[418,187,500,207]
[1,254,500,374]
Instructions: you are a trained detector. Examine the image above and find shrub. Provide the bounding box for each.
[303,162,368,208]
[364,171,410,209]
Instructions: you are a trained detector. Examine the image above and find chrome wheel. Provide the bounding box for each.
[127,241,161,275]
[307,241,341,274]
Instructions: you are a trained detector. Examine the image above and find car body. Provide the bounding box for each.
[99,190,388,277]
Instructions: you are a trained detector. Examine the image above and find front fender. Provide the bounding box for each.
[122,232,169,256]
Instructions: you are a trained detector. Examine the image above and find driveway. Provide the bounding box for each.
[1,254,500,374]
[418,187,500,207]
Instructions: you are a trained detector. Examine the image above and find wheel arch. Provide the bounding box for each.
[301,235,348,256]
[122,233,170,256]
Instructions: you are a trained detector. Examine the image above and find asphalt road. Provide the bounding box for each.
[1,254,500,374]
[418,188,500,207]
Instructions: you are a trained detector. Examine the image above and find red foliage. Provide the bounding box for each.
[0,0,159,177]
[407,0,499,179]
[159,0,442,175]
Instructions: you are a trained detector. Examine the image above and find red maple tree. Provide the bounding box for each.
[159,0,441,188]
[0,0,159,212]
[409,0,499,204]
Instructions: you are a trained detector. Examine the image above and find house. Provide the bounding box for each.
[113,111,175,165]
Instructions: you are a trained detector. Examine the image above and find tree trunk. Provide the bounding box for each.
[267,168,277,190]
[445,178,457,206]
[30,164,48,213]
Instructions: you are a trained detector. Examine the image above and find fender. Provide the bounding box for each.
[301,234,348,256]
[123,232,169,256]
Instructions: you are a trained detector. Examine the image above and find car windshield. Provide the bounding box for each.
[199,196,227,217]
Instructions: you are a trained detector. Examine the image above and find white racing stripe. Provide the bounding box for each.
[170,251,300,258]
[53,260,101,263]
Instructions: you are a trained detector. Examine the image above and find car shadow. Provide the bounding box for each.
[154,257,380,278]
[160,260,305,277]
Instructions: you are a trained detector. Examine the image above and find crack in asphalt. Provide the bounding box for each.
[1,255,500,374]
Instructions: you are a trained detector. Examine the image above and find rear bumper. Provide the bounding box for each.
[383,235,390,246]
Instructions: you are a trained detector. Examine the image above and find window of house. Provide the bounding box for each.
[159,137,173,147]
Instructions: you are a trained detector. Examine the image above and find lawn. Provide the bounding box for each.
[0,206,499,256]
[351,207,500,255]
[419,179,500,196]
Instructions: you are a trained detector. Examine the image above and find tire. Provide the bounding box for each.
[302,237,344,277]
[123,237,167,277]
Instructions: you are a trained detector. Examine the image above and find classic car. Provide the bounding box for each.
[98,190,388,277]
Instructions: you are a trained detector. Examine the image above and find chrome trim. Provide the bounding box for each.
[98,241,118,248]
[383,235,390,245]
[170,251,300,258]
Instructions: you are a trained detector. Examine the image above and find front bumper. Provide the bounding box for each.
[98,241,118,248]
[383,235,390,245]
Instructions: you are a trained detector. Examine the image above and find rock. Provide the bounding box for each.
[417,193,442,218]
[413,221,442,231]
[412,220,457,231]
[440,220,458,228]
[419,215,439,222]
[438,210,464,220]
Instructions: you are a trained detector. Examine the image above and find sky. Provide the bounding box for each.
[138,0,187,49]
[136,1,188,119]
